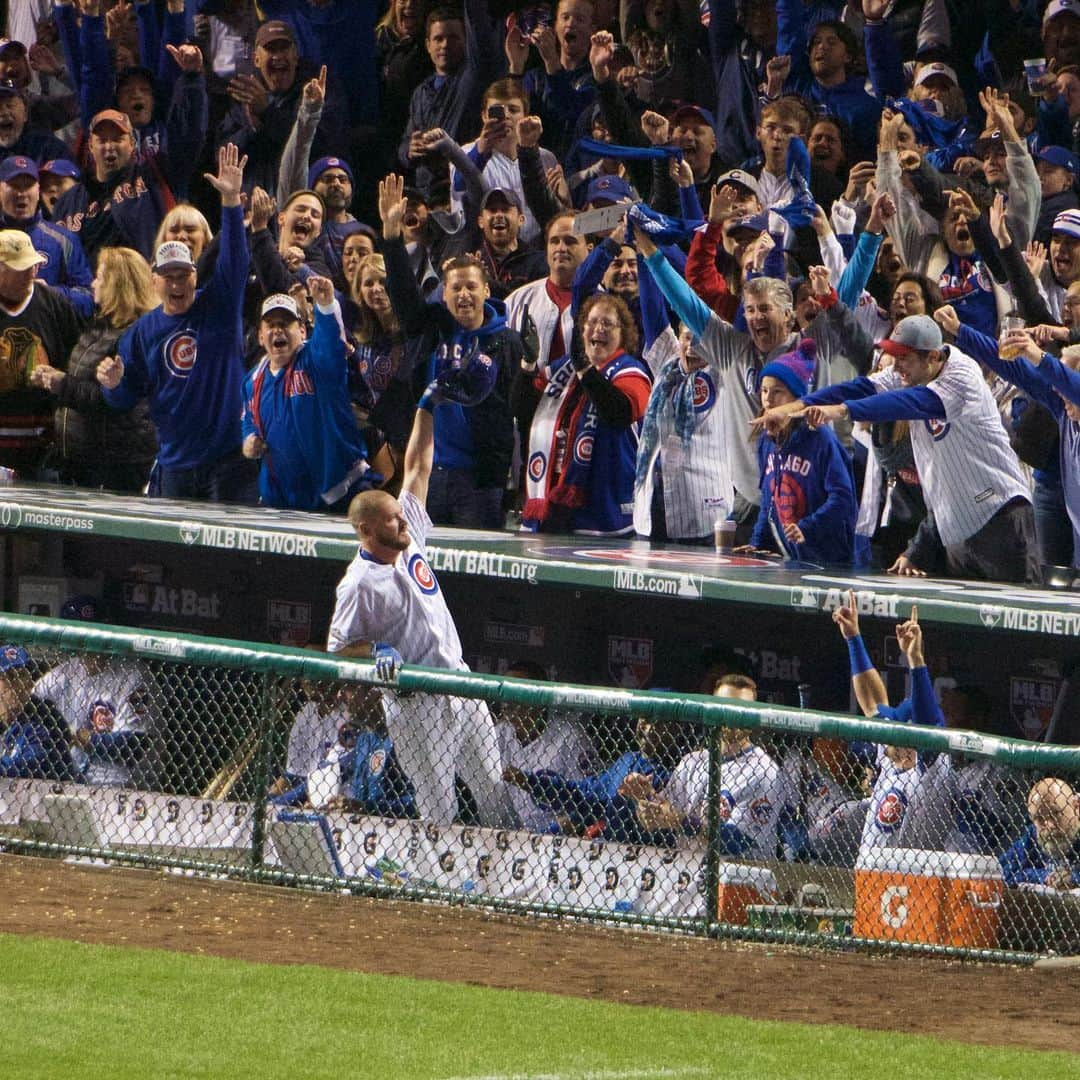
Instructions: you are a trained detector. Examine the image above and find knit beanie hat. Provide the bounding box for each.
[760,338,817,399]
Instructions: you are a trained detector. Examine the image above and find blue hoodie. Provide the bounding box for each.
[750,420,858,564]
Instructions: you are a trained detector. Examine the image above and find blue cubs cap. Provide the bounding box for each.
[308,156,353,189]
[727,212,769,235]
[60,594,102,622]
[760,338,817,399]
[0,155,38,183]
[40,159,81,181]
[669,103,718,138]
[436,348,498,407]
[585,174,634,206]
[1039,145,1080,175]
[0,644,29,672]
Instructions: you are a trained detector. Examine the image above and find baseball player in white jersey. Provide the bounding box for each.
[34,656,152,788]
[327,405,514,828]
[618,674,783,858]
[768,315,1039,582]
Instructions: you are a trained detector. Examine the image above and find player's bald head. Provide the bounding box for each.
[348,489,398,531]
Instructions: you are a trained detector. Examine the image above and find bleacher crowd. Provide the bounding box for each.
[2,0,1080,580]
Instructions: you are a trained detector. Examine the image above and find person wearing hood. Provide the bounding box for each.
[379,173,521,528]
[773,7,883,162]
[740,335,858,564]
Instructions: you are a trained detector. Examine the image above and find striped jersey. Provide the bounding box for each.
[871,349,1030,545]
[327,491,466,670]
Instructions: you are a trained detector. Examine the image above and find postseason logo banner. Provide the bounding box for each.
[0,779,706,919]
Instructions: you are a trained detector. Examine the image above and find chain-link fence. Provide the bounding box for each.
[1,617,1079,961]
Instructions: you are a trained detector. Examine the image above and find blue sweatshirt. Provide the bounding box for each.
[1,212,94,319]
[750,421,858,563]
[242,304,370,510]
[105,204,248,470]
[1000,823,1080,887]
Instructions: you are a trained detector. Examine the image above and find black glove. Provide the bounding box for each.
[520,303,540,367]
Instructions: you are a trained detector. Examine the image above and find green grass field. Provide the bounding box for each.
[2,933,1076,1080]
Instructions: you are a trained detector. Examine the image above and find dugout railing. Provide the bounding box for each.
[1,615,1079,964]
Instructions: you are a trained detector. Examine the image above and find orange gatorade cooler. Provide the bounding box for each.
[716,863,778,925]
[854,848,1004,948]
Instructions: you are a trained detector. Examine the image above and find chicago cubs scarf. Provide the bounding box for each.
[523,350,638,525]
[575,136,684,164]
[634,356,699,488]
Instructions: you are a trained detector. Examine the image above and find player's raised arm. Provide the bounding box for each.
[833,588,889,717]
[400,401,435,506]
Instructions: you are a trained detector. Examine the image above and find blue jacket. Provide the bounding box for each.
[242,304,370,509]
[750,421,858,564]
[2,212,93,319]
[777,0,884,160]
[104,204,248,469]
[0,699,77,781]
[1000,823,1080,887]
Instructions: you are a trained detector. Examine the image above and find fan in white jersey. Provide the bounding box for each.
[830,590,945,863]
[496,659,597,832]
[761,315,1040,583]
[618,673,783,858]
[327,399,514,828]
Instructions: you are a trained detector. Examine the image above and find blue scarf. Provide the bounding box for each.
[771,137,817,229]
[634,354,699,488]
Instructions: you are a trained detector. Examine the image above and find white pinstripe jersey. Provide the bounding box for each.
[327,492,466,670]
[661,744,782,859]
[634,328,734,538]
[858,745,926,857]
[871,348,1030,545]
[505,277,575,372]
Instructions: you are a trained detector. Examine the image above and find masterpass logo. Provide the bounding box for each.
[0,502,22,528]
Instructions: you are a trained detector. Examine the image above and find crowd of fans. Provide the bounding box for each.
[5,0,1080,579]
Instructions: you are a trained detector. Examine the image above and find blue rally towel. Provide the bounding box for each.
[627,201,705,244]
[575,136,685,163]
[886,97,973,172]
[771,137,817,229]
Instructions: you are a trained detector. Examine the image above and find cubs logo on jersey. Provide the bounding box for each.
[924,417,951,441]
[369,748,387,776]
[527,451,546,482]
[164,331,198,378]
[88,699,117,734]
[573,434,593,465]
[407,552,439,595]
[691,371,716,413]
[874,788,908,832]
[749,796,773,825]
[717,789,735,821]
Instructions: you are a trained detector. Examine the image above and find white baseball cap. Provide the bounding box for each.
[152,241,196,273]
[914,61,959,88]
[260,293,300,321]
[1044,0,1080,26]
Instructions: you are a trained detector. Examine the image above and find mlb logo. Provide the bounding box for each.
[607,635,653,688]
[1009,676,1057,740]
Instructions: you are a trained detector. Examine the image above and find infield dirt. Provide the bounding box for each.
[2,854,1078,1055]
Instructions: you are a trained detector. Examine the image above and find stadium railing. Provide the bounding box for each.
[1,615,1078,964]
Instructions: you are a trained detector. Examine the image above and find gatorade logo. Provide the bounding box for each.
[528,451,546,482]
[408,553,438,595]
[881,884,909,929]
[164,332,198,378]
[691,371,716,413]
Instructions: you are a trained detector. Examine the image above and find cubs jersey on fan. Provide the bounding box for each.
[870,349,1029,545]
